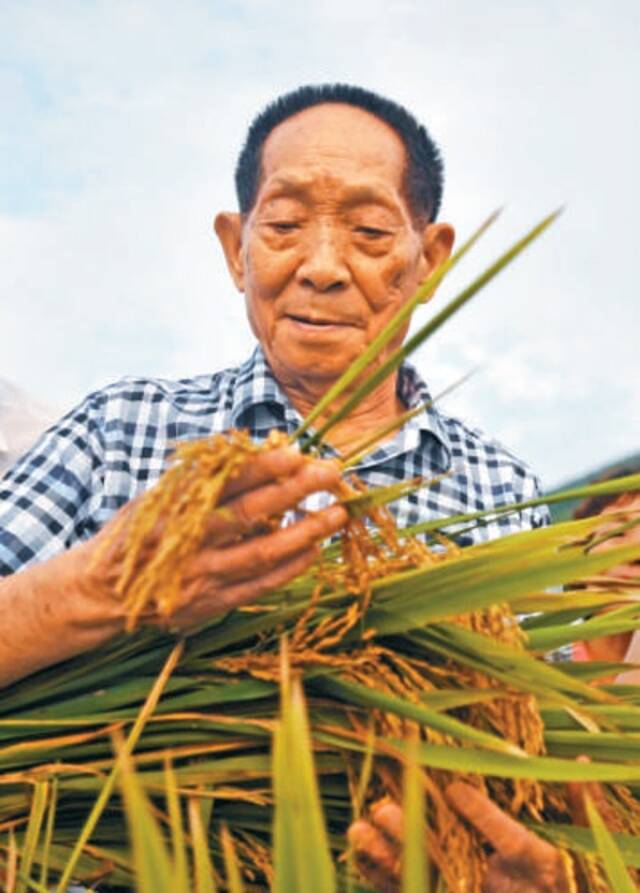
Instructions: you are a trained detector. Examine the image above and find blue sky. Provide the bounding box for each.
[1,0,639,487]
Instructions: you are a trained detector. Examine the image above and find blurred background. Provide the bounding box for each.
[1,0,638,488]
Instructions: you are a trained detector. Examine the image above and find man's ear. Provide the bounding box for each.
[418,222,455,303]
[214,212,245,291]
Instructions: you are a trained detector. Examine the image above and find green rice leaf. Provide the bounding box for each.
[38,776,57,889]
[527,604,640,652]
[16,781,48,893]
[164,756,189,891]
[406,472,640,540]
[530,822,640,868]
[118,746,174,893]
[366,521,640,638]
[545,730,640,762]
[586,793,638,892]
[407,741,640,784]
[402,737,429,893]
[418,689,508,711]
[273,641,335,893]
[352,719,376,820]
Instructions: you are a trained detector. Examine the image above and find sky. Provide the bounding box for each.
[1,0,638,488]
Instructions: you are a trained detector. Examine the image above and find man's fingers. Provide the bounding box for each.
[369,800,404,846]
[445,782,557,863]
[187,504,347,583]
[169,546,319,628]
[216,546,319,609]
[348,820,400,893]
[206,458,344,540]
[219,447,308,501]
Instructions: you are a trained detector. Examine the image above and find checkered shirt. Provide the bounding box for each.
[0,346,549,575]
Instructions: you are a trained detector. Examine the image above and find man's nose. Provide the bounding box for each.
[297,227,351,292]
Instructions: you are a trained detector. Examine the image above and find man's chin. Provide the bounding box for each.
[267,332,363,381]
[267,348,360,388]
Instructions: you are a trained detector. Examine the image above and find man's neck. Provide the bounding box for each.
[279,372,405,454]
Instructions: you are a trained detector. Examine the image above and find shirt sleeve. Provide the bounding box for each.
[0,391,107,575]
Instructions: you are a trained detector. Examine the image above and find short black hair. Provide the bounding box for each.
[235,83,444,224]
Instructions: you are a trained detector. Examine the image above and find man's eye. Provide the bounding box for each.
[354,226,391,239]
[270,222,300,234]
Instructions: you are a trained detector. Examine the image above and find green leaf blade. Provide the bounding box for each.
[586,793,638,892]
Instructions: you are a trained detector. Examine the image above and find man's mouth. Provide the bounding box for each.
[285,314,355,328]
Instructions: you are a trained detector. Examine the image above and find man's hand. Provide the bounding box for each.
[0,447,347,686]
[348,800,405,893]
[348,783,578,893]
[82,446,348,628]
[446,782,574,893]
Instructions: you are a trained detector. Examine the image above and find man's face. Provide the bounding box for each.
[216,104,453,389]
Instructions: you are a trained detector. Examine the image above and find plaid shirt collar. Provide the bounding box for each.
[228,345,452,472]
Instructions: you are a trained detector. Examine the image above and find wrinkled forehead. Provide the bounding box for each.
[258,103,409,198]
[254,170,407,217]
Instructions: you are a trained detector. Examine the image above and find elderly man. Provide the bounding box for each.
[1,84,558,892]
